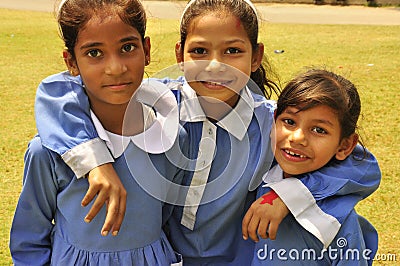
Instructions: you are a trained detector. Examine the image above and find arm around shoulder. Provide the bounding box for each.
[35,72,114,177]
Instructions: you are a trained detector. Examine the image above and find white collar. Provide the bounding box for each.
[179,81,255,140]
[91,105,156,158]
[262,164,284,184]
[90,79,180,157]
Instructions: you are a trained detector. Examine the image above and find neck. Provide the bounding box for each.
[91,101,144,136]
[197,94,240,121]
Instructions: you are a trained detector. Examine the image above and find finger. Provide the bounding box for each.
[81,184,100,207]
[248,216,261,243]
[267,221,279,240]
[84,191,108,224]
[101,199,118,236]
[257,219,270,239]
[111,191,127,236]
[242,209,254,240]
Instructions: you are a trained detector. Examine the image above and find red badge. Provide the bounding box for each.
[260,190,279,205]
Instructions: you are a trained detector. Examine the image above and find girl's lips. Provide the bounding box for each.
[201,80,233,90]
[280,148,309,162]
[104,82,132,90]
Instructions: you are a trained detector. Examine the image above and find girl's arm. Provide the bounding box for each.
[35,72,125,236]
[268,145,380,248]
[242,145,380,247]
[10,137,57,265]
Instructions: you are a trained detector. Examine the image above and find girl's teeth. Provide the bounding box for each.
[285,150,306,158]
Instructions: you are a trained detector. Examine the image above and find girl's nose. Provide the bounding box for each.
[105,56,127,75]
[289,128,307,145]
[205,59,226,73]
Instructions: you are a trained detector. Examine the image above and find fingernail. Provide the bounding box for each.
[112,231,119,236]
[84,217,91,223]
[242,235,247,240]
[101,230,109,236]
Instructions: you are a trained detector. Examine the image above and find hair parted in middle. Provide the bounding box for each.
[179,0,280,99]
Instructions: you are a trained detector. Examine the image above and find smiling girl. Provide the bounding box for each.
[248,69,379,265]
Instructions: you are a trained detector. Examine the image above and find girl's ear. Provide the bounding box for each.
[335,133,359,161]
[175,41,184,71]
[175,41,184,64]
[251,43,264,72]
[63,50,79,76]
[144,36,151,66]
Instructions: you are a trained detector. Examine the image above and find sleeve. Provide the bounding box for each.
[35,72,113,177]
[9,137,58,266]
[329,210,378,266]
[267,145,381,248]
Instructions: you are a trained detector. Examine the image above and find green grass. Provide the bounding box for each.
[1,8,399,265]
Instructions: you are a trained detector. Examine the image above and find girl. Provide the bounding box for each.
[33,0,380,265]
[248,69,378,265]
[9,0,185,265]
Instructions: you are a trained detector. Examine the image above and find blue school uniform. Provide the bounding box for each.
[164,81,276,265]
[10,73,186,265]
[252,165,379,266]
[33,74,381,265]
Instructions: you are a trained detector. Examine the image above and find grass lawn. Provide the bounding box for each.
[1,8,399,264]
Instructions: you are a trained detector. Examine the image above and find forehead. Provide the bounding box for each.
[284,105,340,123]
[187,11,248,39]
[77,14,139,41]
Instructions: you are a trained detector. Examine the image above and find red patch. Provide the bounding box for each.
[260,191,279,205]
[235,18,241,29]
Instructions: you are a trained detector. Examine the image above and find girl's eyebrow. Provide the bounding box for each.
[80,42,102,50]
[311,119,335,127]
[188,38,246,45]
[224,39,246,45]
[79,36,140,50]
[120,36,140,43]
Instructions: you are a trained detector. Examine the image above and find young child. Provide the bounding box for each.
[9,0,185,264]
[32,0,380,265]
[247,69,379,265]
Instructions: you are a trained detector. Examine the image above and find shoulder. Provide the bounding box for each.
[25,136,55,163]
[38,72,83,96]
[41,71,81,85]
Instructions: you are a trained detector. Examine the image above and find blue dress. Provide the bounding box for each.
[32,73,381,265]
[10,73,187,265]
[10,136,185,265]
[252,165,379,266]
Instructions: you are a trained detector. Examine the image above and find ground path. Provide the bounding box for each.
[1,0,399,25]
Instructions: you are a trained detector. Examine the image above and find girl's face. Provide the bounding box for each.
[66,14,150,111]
[177,12,262,107]
[271,105,356,178]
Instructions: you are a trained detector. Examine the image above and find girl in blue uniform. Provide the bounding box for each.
[32,0,380,265]
[9,0,185,265]
[247,69,379,265]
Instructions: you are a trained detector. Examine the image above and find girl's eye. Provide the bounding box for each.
[87,49,102,58]
[283,118,295,126]
[191,48,207,55]
[312,127,327,134]
[226,48,240,54]
[122,43,136,53]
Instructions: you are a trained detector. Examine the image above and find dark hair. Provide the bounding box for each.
[179,0,280,99]
[276,69,361,141]
[57,0,146,59]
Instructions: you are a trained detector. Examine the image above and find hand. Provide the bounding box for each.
[82,163,127,237]
[242,190,289,242]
